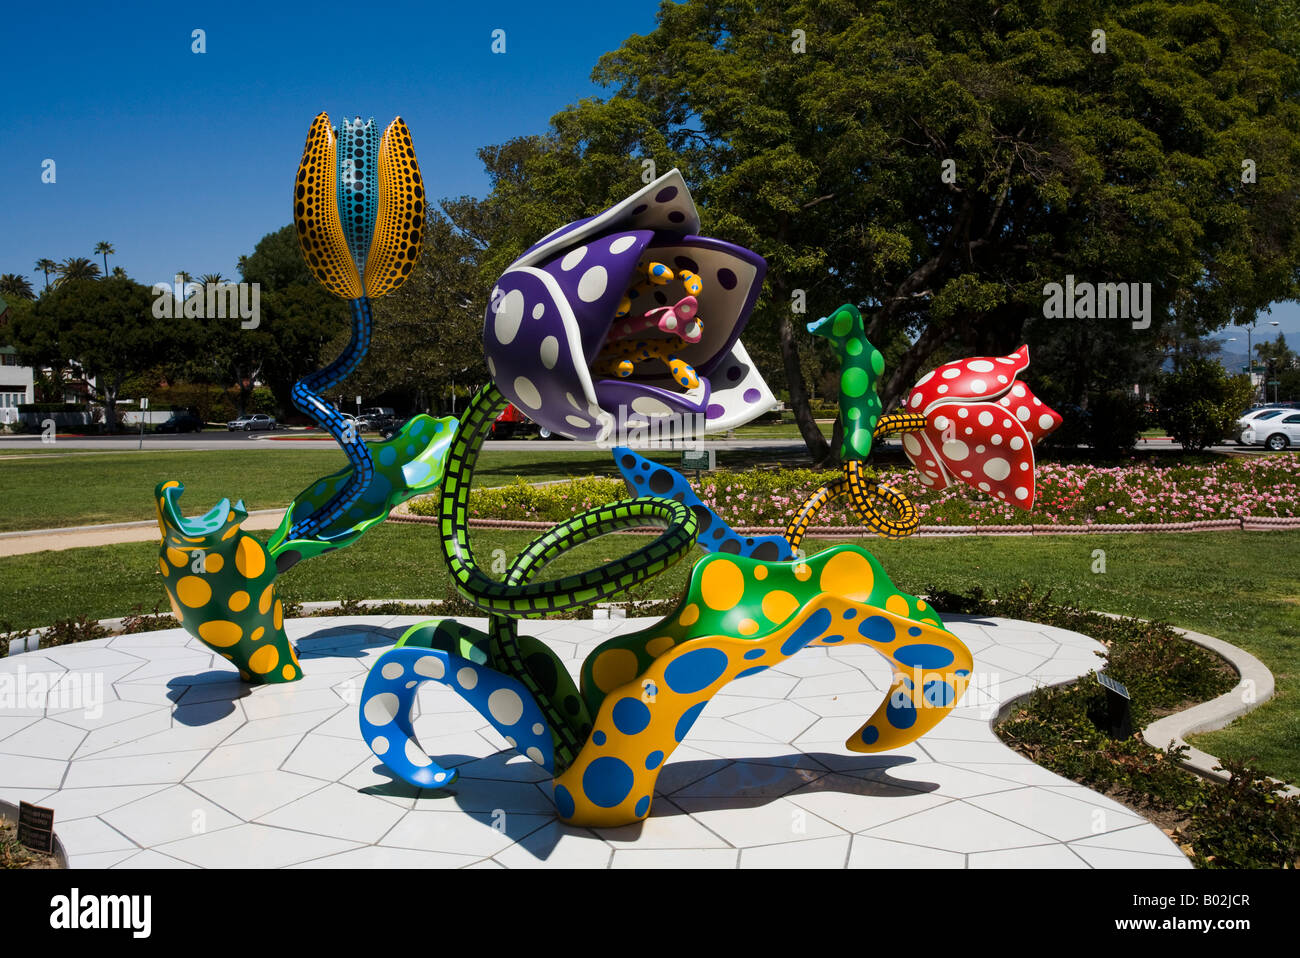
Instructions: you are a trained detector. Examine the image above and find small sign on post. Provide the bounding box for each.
[17,801,55,854]
[681,448,715,483]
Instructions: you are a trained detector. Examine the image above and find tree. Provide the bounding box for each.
[94,242,115,276]
[236,226,349,415]
[34,259,57,291]
[463,0,1300,464]
[0,274,34,300]
[27,278,180,430]
[55,257,100,285]
[8,296,64,374]
[1256,333,1297,403]
[1154,358,1254,450]
[361,210,488,413]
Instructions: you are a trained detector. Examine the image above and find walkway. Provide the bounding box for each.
[0,614,1190,868]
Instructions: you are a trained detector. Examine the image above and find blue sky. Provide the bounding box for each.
[2,0,1296,341]
[1,0,667,289]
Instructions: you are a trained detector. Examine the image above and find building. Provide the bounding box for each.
[0,296,37,425]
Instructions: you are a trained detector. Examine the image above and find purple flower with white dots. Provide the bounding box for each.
[482,170,777,442]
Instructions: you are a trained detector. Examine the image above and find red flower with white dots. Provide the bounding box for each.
[900,346,1062,509]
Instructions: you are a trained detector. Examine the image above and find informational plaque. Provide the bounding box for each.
[681,449,715,472]
[16,801,54,854]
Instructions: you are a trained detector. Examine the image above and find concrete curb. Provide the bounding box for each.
[1141,627,1298,796]
[389,511,1300,535]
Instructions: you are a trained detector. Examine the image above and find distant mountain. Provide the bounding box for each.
[1214,343,1251,374]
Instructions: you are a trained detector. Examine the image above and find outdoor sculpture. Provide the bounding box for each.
[156,114,455,682]
[154,113,1062,825]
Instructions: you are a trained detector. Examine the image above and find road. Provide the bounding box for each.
[0,430,1269,456]
[0,429,818,454]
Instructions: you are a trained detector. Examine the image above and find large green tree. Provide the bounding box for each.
[359,211,489,413]
[236,225,350,416]
[457,0,1300,463]
[18,278,179,430]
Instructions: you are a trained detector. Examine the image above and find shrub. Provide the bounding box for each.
[248,386,277,415]
[152,383,236,424]
[1154,359,1254,451]
[119,603,173,634]
[16,403,84,413]
[1085,390,1147,456]
[1187,758,1300,868]
[408,475,631,522]
[39,616,110,648]
[411,457,1300,527]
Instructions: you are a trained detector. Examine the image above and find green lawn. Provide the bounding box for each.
[0,525,1294,785]
[714,421,835,440]
[0,448,620,532]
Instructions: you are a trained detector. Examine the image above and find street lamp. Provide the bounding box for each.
[1231,320,1281,402]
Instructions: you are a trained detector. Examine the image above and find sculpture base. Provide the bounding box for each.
[0,615,1189,868]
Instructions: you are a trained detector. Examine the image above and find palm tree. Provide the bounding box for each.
[0,274,35,299]
[55,257,101,285]
[94,241,115,276]
[35,258,58,290]
[198,273,227,287]
[111,266,127,278]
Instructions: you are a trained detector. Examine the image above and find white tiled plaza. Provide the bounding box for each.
[0,614,1191,868]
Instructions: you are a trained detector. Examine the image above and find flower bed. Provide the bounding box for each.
[406,454,1300,529]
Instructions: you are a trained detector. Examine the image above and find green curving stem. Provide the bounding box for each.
[268,413,458,569]
[807,303,886,461]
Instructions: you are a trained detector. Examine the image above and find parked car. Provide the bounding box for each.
[1240,411,1300,451]
[156,412,204,433]
[490,403,540,439]
[227,413,277,432]
[356,407,398,433]
[1234,407,1292,444]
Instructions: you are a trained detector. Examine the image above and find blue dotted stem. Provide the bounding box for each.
[288,296,376,540]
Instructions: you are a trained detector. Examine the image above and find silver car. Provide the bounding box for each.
[227,413,277,432]
[1241,411,1300,451]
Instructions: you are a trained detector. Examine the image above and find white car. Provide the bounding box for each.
[1241,411,1300,451]
[1235,407,1292,444]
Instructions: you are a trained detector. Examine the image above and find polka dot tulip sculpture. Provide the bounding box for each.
[899,346,1064,506]
[154,124,1059,822]
[355,170,1067,828]
[156,114,456,683]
